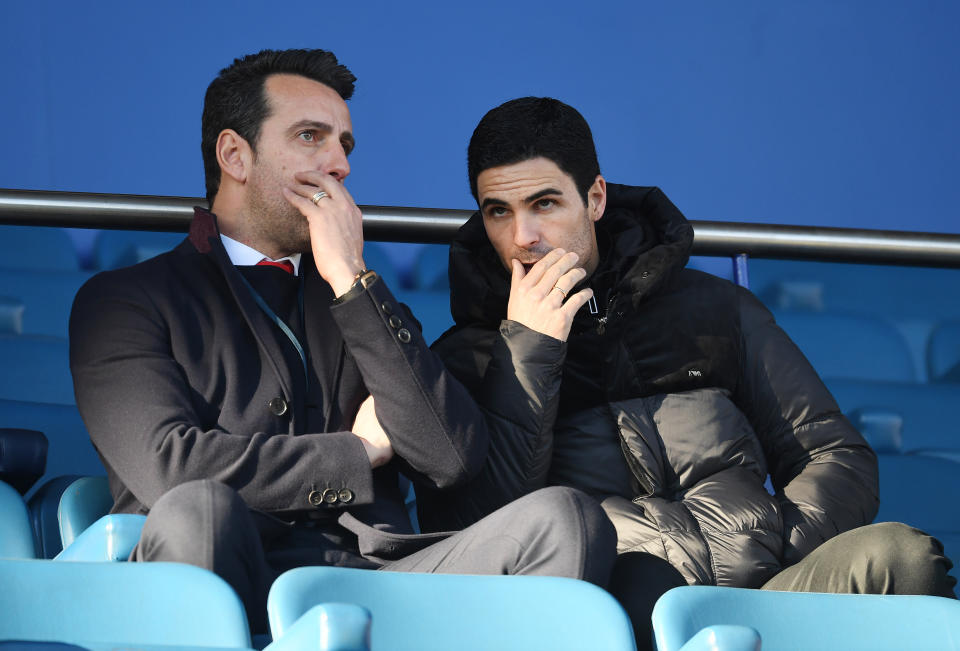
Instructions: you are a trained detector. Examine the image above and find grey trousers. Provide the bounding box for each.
[134,480,617,633]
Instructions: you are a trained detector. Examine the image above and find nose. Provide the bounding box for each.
[325,142,351,181]
[513,213,541,249]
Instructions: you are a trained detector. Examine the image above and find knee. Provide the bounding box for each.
[526,487,617,552]
[857,522,954,595]
[140,480,247,559]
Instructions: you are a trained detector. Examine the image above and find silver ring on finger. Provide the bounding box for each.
[552,285,567,299]
[311,190,329,205]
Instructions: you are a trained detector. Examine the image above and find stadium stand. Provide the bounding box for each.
[2,204,960,648]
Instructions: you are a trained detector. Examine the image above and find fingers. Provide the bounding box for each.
[559,287,594,318]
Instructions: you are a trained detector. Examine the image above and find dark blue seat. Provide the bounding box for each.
[0,335,74,405]
[928,320,960,383]
[410,243,449,291]
[0,226,79,273]
[92,229,184,270]
[394,290,453,345]
[0,270,92,338]
[773,311,916,382]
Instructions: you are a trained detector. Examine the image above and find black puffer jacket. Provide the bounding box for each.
[418,183,879,587]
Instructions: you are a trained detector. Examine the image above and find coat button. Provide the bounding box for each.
[381,301,394,315]
[338,488,354,503]
[308,490,323,507]
[388,315,402,329]
[268,397,288,416]
[321,488,339,504]
[398,328,411,343]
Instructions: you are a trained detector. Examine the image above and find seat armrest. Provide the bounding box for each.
[54,513,146,561]
[265,603,371,651]
[679,625,761,651]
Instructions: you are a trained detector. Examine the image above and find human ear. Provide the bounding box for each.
[588,175,607,223]
[215,129,252,185]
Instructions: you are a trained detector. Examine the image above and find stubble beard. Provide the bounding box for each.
[247,163,312,256]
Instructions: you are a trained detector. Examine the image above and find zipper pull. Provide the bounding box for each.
[587,295,599,315]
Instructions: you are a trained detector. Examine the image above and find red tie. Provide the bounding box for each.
[257,258,295,275]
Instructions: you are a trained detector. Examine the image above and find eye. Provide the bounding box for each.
[297,130,318,143]
[485,206,509,218]
[534,198,556,210]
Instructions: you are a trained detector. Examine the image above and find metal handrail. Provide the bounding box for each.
[2,188,959,267]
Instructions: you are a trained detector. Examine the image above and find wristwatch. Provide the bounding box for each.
[332,269,378,304]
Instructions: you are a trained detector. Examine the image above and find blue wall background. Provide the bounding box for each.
[2,0,957,238]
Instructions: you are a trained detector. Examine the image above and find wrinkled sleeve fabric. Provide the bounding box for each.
[735,287,879,564]
[329,277,490,490]
[69,269,374,514]
[416,320,566,531]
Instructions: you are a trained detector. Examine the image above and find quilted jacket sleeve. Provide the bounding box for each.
[415,320,566,531]
[734,287,879,565]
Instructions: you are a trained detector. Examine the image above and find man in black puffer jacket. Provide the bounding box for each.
[417,97,956,645]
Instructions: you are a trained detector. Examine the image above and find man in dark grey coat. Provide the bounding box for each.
[417,96,956,645]
[69,52,616,632]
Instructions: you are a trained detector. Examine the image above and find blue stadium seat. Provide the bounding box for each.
[0,400,103,496]
[773,311,916,382]
[0,334,74,405]
[830,380,960,456]
[749,259,960,320]
[0,226,79,272]
[54,514,145,562]
[27,475,82,558]
[928,320,960,383]
[267,566,636,651]
[0,480,36,559]
[57,476,113,551]
[0,270,92,338]
[652,585,960,651]
[410,243,449,291]
[362,241,403,291]
[0,558,253,649]
[0,297,25,335]
[92,229,184,270]
[395,290,453,345]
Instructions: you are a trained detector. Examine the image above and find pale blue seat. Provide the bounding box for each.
[267,565,637,651]
[652,585,960,651]
[0,558,253,649]
[0,480,36,559]
[57,476,114,550]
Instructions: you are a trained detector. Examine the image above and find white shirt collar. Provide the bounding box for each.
[220,234,302,275]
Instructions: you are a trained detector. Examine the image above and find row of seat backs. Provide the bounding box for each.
[0,558,636,651]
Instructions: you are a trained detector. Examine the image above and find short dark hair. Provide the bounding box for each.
[467,97,600,203]
[201,48,356,202]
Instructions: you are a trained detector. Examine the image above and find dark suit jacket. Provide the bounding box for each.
[69,208,488,563]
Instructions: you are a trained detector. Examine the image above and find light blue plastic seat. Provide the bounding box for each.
[267,566,637,651]
[57,476,114,550]
[652,585,960,651]
[0,558,253,649]
[0,480,36,559]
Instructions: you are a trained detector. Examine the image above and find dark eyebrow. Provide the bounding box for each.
[290,119,333,135]
[480,197,508,211]
[525,188,563,203]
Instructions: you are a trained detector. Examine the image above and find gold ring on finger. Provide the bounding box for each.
[311,190,329,205]
[552,285,567,298]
